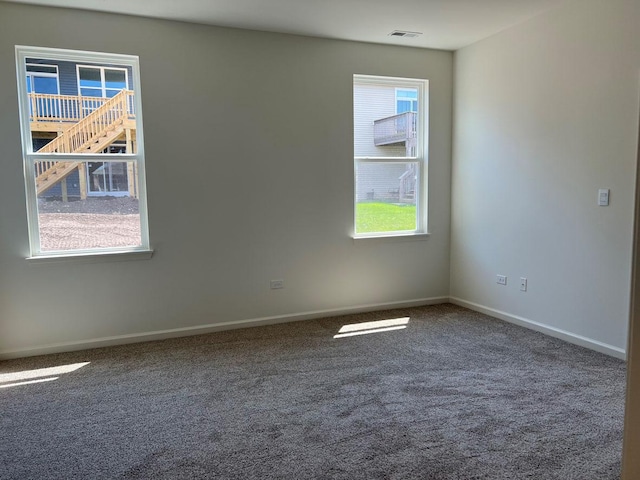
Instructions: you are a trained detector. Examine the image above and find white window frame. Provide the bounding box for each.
[77,64,129,98]
[15,45,151,259]
[353,75,429,238]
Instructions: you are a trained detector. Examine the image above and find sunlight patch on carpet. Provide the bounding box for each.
[334,317,409,338]
[0,377,60,389]
[0,361,90,389]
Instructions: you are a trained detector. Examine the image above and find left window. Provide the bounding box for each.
[15,46,150,258]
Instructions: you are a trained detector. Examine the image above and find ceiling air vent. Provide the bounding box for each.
[388,30,422,38]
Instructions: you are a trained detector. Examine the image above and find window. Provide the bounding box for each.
[27,64,59,95]
[396,88,418,114]
[26,64,60,119]
[15,46,150,258]
[78,65,128,98]
[353,75,427,237]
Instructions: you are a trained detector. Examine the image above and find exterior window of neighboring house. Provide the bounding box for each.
[396,88,418,114]
[15,46,150,258]
[353,75,428,236]
[77,65,128,98]
[26,64,59,95]
[26,64,60,118]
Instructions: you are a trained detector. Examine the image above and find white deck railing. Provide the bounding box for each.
[29,91,135,123]
[373,111,417,146]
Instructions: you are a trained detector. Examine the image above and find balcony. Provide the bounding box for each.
[29,91,136,133]
[373,111,417,146]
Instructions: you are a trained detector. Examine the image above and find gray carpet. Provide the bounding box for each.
[0,304,626,479]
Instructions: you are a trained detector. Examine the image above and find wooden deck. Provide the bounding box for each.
[373,111,417,147]
[29,90,138,199]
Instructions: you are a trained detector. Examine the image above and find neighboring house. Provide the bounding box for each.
[27,58,138,200]
[353,82,418,204]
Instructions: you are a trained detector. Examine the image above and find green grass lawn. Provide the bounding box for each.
[356,202,416,234]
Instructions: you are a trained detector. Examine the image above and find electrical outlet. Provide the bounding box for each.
[497,275,507,285]
[270,279,284,290]
[520,277,527,292]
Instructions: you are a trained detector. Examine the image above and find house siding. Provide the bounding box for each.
[356,163,409,202]
[39,170,81,199]
[26,58,134,96]
[353,83,406,158]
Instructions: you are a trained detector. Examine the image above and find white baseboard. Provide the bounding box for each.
[3,296,624,361]
[450,297,626,360]
[0,296,449,360]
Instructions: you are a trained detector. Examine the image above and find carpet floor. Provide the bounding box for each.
[0,304,626,479]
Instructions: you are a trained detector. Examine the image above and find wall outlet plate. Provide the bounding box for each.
[270,279,284,289]
[497,275,507,285]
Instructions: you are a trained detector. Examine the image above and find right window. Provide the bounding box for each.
[353,75,428,236]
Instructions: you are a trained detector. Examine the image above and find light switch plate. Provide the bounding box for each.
[598,189,609,206]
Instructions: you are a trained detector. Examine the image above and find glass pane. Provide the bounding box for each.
[27,64,58,74]
[397,90,418,113]
[354,82,419,158]
[88,161,129,194]
[397,100,411,114]
[105,69,126,90]
[78,67,101,88]
[81,87,101,97]
[26,58,136,155]
[355,162,418,234]
[35,160,142,252]
[397,89,417,99]
[32,76,58,94]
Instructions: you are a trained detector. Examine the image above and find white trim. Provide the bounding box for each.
[353,232,430,242]
[0,297,449,360]
[354,156,420,161]
[26,248,153,264]
[1,296,626,360]
[450,297,627,360]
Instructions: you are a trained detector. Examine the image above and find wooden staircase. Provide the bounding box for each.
[399,165,417,204]
[35,90,132,196]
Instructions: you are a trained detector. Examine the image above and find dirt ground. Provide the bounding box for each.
[38,197,141,251]
[38,196,139,215]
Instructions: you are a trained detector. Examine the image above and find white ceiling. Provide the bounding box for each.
[3,0,567,50]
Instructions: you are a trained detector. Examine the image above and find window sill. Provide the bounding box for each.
[352,232,430,244]
[26,249,154,265]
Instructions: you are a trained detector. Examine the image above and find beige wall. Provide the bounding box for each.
[0,2,453,356]
[451,0,640,356]
[451,0,640,474]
